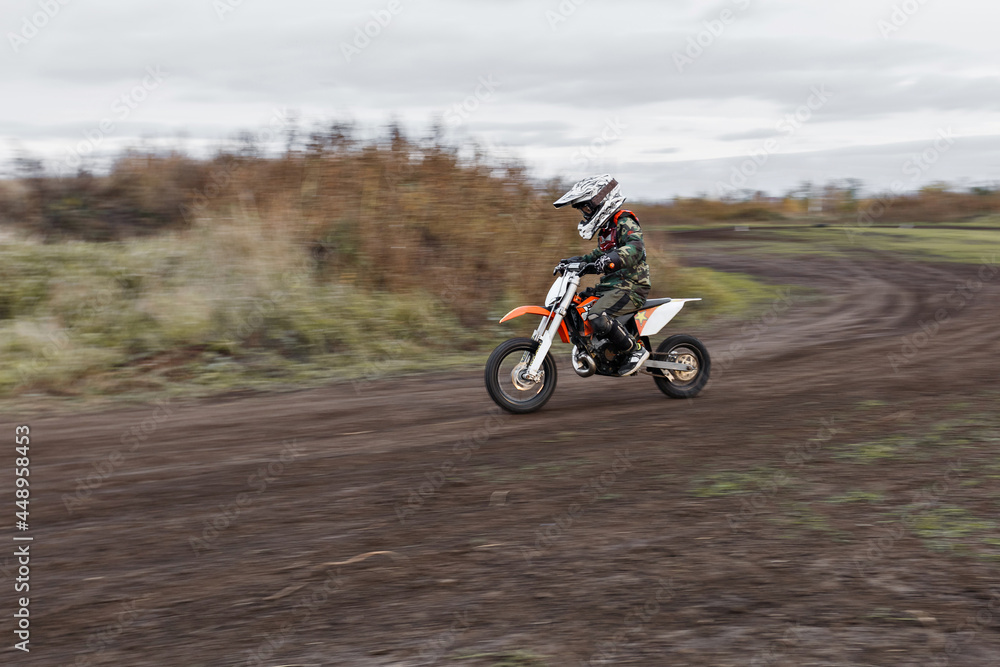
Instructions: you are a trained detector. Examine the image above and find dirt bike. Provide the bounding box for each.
[485,260,711,413]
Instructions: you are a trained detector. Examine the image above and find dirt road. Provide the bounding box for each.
[4,244,1000,666]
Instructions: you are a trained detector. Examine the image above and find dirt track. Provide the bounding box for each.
[4,242,1000,666]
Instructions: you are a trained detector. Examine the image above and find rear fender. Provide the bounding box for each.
[500,306,570,344]
[637,299,702,336]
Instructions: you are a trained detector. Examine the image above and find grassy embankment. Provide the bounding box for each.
[0,137,773,403]
[673,223,1000,265]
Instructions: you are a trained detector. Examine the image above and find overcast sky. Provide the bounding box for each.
[2,0,999,199]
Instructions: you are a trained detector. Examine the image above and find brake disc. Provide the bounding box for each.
[511,362,543,391]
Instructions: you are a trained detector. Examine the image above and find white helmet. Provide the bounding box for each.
[553,174,626,240]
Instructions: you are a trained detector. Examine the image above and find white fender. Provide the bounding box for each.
[636,299,701,336]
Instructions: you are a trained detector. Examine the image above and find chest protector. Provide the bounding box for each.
[598,210,637,252]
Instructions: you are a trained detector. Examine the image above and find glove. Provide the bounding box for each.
[595,250,623,274]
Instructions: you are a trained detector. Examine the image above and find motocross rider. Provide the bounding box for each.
[553,175,651,377]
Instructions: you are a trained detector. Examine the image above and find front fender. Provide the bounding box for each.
[499,306,571,344]
[500,306,552,323]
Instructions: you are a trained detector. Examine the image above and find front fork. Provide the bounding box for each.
[526,275,581,378]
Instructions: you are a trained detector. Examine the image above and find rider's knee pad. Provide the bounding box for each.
[589,311,614,336]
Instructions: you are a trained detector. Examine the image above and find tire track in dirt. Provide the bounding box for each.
[684,252,1000,396]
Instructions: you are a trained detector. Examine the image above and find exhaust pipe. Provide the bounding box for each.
[571,346,597,378]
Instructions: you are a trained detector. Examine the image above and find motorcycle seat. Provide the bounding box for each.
[618,297,672,315]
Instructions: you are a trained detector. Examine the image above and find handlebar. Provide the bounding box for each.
[554,261,599,277]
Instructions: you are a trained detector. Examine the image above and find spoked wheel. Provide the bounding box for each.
[485,337,558,414]
[651,334,710,399]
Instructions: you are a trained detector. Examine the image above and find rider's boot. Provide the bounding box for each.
[618,338,650,377]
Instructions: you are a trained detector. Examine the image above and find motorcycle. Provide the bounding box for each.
[485,260,711,413]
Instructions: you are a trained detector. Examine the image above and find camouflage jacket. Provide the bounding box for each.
[581,211,651,296]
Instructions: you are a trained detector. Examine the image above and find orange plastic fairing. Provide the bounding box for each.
[500,306,551,323]
[499,306,570,344]
[574,296,599,336]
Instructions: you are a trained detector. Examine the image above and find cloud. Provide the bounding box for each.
[616,134,1000,199]
[2,0,999,197]
[717,128,781,142]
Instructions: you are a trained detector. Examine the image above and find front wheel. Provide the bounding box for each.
[485,337,558,414]
[652,334,710,399]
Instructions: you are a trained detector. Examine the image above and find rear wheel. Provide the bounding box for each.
[485,338,558,414]
[651,334,710,399]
